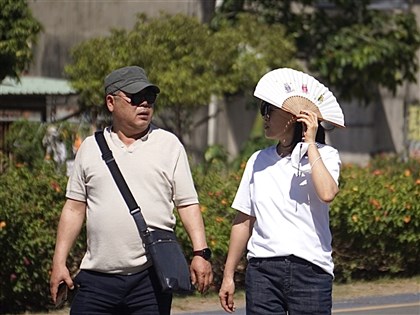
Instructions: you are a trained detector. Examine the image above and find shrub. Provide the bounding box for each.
[175,145,246,289]
[4,121,46,168]
[4,120,87,170]
[0,163,85,313]
[0,139,418,311]
[331,155,420,282]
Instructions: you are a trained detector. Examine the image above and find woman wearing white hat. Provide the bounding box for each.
[219,68,345,315]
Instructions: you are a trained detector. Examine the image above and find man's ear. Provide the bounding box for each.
[105,94,115,112]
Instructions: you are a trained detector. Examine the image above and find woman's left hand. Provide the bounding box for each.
[296,110,318,143]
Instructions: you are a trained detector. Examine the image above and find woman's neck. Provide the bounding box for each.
[276,142,293,157]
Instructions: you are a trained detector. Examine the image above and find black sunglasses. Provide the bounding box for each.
[128,90,157,105]
[260,101,276,117]
[116,90,157,106]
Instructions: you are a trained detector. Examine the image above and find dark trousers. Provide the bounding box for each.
[70,267,172,315]
[246,255,333,315]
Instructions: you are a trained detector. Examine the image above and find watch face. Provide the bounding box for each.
[202,248,212,260]
[194,248,212,260]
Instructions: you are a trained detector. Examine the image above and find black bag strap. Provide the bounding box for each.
[94,130,151,242]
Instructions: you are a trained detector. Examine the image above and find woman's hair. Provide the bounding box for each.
[291,122,326,149]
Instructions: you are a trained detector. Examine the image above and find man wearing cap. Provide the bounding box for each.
[50,66,213,314]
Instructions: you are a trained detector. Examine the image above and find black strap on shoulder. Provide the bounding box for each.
[94,130,150,239]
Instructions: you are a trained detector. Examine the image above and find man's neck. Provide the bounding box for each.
[111,125,150,146]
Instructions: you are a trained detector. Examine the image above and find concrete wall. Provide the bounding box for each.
[28,0,212,77]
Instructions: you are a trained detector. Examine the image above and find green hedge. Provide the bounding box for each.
[0,163,85,313]
[1,147,419,312]
[330,155,419,282]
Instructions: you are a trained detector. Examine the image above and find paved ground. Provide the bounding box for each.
[10,277,419,315]
[175,293,420,315]
[171,278,420,314]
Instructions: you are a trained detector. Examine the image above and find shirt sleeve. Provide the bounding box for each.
[231,153,256,216]
[172,145,199,207]
[66,138,90,202]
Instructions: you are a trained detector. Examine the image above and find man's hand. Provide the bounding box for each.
[190,256,213,294]
[50,265,74,305]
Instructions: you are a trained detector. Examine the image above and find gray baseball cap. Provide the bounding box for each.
[104,66,160,95]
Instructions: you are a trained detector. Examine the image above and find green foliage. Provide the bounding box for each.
[125,14,220,138]
[230,134,276,170]
[331,155,420,282]
[312,11,420,103]
[4,120,82,169]
[65,31,130,113]
[189,148,246,286]
[65,13,297,139]
[0,0,42,80]
[1,134,418,310]
[211,13,298,96]
[0,163,85,313]
[4,121,46,168]
[216,0,420,104]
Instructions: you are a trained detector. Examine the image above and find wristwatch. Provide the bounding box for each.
[193,248,212,260]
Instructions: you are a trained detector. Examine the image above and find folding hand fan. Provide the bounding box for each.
[254,68,345,128]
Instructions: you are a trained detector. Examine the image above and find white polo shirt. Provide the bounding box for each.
[232,144,341,276]
[66,125,199,274]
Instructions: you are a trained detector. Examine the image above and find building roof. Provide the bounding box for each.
[0,76,76,95]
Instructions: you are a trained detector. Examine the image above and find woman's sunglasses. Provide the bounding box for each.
[260,101,277,118]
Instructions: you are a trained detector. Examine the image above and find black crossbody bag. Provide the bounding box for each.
[95,130,194,294]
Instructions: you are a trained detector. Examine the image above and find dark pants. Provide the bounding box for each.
[246,255,333,315]
[70,268,172,315]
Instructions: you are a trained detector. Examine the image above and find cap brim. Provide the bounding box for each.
[120,82,160,94]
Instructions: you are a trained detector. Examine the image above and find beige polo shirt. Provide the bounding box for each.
[66,125,198,274]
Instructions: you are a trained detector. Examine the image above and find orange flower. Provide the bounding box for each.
[200,205,207,213]
[372,169,382,176]
[351,214,358,222]
[215,216,224,223]
[0,221,6,229]
[403,215,411,224]
[73,134,82,152]
[50,181,61,192]
[369,198,381,210]
[221,199,228,205]
[404,169,411,177]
